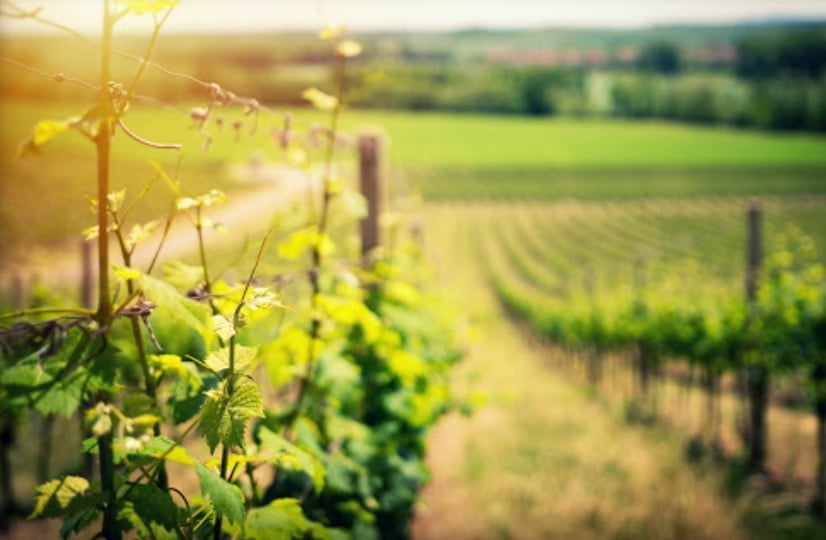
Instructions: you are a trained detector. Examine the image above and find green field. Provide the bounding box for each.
[2,100,825,255]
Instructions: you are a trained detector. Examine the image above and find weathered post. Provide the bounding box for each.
[582,265,601,387]
[631,256,651,415]
[81,240,94,309]
[745,199,767,472]
[746,200,762,304]
[359,130,382,260]
[10,272,25,309]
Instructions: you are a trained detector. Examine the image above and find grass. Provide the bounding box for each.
[3,100,826,252]
[409,166,826,201]
[2,104,824,262]
[339,112,826,169]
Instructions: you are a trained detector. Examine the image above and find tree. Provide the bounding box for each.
[637,41,682,75]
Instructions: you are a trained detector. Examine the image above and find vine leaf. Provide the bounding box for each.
[301,87,338,112]
[204,345,258,374]
[277,227,335,261]
[18,118,77,157]
[211,315,236,342]
[318,24,345,40]
[194,461,245,525]
[136,435,195,465]
[123,483,178,530]
[245,498,327,540]
[141,273,210,338]
[161,260,204,292]
[336,40,363,58]
[125,220,160,251]
[338,189,368,219]
[35,369,87,418]
[30,476,90,519]
[115,0,179,14]
[199,378,264,453]
[33,120,71,145]
[1,360,51,387]
[112,263,141,282]
[258,428,326,494]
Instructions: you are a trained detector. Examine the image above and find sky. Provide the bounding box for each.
[2,0,826,35]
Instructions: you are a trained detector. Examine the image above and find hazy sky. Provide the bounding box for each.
[3,0,826,34]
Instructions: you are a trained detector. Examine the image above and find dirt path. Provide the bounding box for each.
[410,204,754,540]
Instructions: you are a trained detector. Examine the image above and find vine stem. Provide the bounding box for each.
[95,1,120,538]
[0,307,94,321]
[213,227,274,540]
[286,52,348,437]
[113,216,168,489]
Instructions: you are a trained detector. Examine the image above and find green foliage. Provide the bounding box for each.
[636,41,682,75]
[245,498,328,540]
[30,476,92,519]
[737,28,826,79]
[199,377,265,454]
[195,461,246,525]
[1,9,461,539]
[122,483,179,531]
[258,428,326,494]
[482,199,826,422]
[115,0,179,15]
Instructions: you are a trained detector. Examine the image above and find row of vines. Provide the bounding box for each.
[0,1,461,539]
[479,197,826,515]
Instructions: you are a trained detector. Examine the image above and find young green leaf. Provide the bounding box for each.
[89,408,113,437]
[336,40,363,58]
[115,0,179,15]
[122,483,179,530]
[338,189,368,219]
[112,263,141,282]
[125,220,160,251]
[161,260,204,293]
[258,428,326,494]
[194,461,245,525]
[141,273,210,338]
[199,378,264,453]
[204,345,258,374]
[318,23,345,40]
[211,314,236,341]
[35,369,87,418]
[302,87,338,112]
[30,476,90,519]
[34,120,71,145]
[135,435,195,465]
[82,226,100,241]
[245,498,328,540]
[277,227,335,261]
[107,189,127,213]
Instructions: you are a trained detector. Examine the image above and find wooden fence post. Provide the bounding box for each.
[81,240,94,309]
[746,200,762,304]
[745,199,768,472]
[359,130,382,261]
[10,272,25,309]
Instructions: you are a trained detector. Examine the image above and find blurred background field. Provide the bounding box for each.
[2,1,826,539]
[3,15,826,260]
